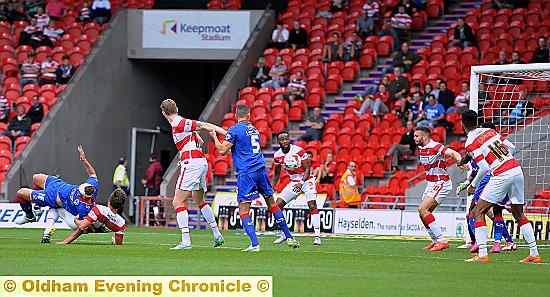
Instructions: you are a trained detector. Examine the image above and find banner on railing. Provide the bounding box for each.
[0,203,71,229]
[142,10,251,49]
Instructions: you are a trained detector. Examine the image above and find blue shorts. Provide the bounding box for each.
[237,168,274,203]
[474,174,509,206]
[31,176,63,208]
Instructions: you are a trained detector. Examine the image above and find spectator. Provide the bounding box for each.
[42,20,64,47]
[416,94,447,128]
[494,90,534,126]
[277,71,306,105]
[386,41,421,74]
[356,75,390,100]
[343,31,362,61]
[249,57,269,88]
[112,156,129,214]
[20,53,40,88]
[358,0,379,38]
[382,120,416,173]
[23,0,44,16]
[40,54,58,86]
[35,6,50,30]
[398,0,418,15]
[437,81,454,112]
[330,0,345,12]
[269,21,289,50]
[410,81,422,96]
[141,153,164,226]
[260,56,288,89]
[452,82,470,113]
[92,0,111,25]
[322,32,344,62]
[57,55,74,84]
[0,95,9,123]
[45,0,66,21]
[402,91,423,123]
[477,82,491,104]
[339,161,361,206]
[496,50,508,65]
[422,83,433,104]
[288,21,308,50]
[530,36,549,63]
[3,105,31,140]
[355,83,390,116]
[451,18,476,49]
[491,0,515,9]
[19,17,39,46]
[510,51,525,64]
[0,3,9,22]
[378,5,411,51]
[299,107,325,142]
[78,1,92,23]
[26,95,43,124]
[387,67,410,102]
[314,151,337,184]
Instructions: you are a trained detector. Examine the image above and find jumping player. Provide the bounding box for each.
[56,188,127,245]
[160,99,226,250]
[461,110,541,263]
[271,131,321,245]
[14,145,98,225]
[414,126,466,252]
[210,104,300,251]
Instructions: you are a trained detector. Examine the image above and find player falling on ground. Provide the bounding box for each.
[457,122,518,253]
[210,104,300,252]
[160,99,227,250]
[15,146,98,229]
[54,188,127,245]
[271,131,321,246]
[461,110,541,263]
[414,126,466,252]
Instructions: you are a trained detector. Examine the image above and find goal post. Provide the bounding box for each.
[469,63,550,206]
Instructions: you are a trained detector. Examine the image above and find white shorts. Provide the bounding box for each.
[422,180,452,204]
[480,173,524,205]
[278,178,317,204]
[57,208,77,230]
[176,158,208,191]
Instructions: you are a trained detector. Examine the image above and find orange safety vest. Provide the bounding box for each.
[339,169,360,203]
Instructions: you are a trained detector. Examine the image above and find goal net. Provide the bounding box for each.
[469,63,550,212]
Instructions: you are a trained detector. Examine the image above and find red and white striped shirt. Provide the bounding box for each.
[43,27,64,43]
[171,115,205,161]
[41,60,58,79]
[86,204,126,239]
[274,144,313,181]
[363,1,380,18]
[23,25,38,34]
[418,139,450,182]
[391,13,412,28]
[465,128,522,187]
[36,13,50,30]
[21,60,40,80]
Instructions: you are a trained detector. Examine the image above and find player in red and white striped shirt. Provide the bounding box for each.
[57,189,127,245]
[271,131,321,245]
[414,126,465,252]
[160,99,227,250]
[461,110,541,263]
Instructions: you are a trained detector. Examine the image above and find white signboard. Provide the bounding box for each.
[212,192,327,216]
[400,211,467,238]
[142,10,251,49]
[0,203,71,229]
[333,209,401,235]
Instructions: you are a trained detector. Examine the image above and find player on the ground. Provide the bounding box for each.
[271,131,321,245]
[457,123,517,253]
[210,104,300,252]
[461,110,541,263]
[414,126,466,252]
[14,145,98,226]
[160,99,227,250]
[55,188,127,245]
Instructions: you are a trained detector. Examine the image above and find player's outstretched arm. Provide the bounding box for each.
[209,129,233,156]
[271,164,281,189]
[77,145,97,177]
[197,121,227,136]
[444,148,469,171]
[57,229,84,244]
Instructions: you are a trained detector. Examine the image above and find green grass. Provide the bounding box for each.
[1,228,549,297]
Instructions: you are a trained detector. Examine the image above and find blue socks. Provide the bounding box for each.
[493,216,504,242]
[271,205,293,239]
[240,213,259,247]
[20,201,34,218]
[468,216,475,239]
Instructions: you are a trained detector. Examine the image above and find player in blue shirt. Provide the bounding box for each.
[210,104,300,251]
[14,145,98,227]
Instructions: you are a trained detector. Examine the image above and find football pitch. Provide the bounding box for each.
[0,228,549,297]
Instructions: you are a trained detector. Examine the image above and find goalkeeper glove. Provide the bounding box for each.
[456,180,471,195]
